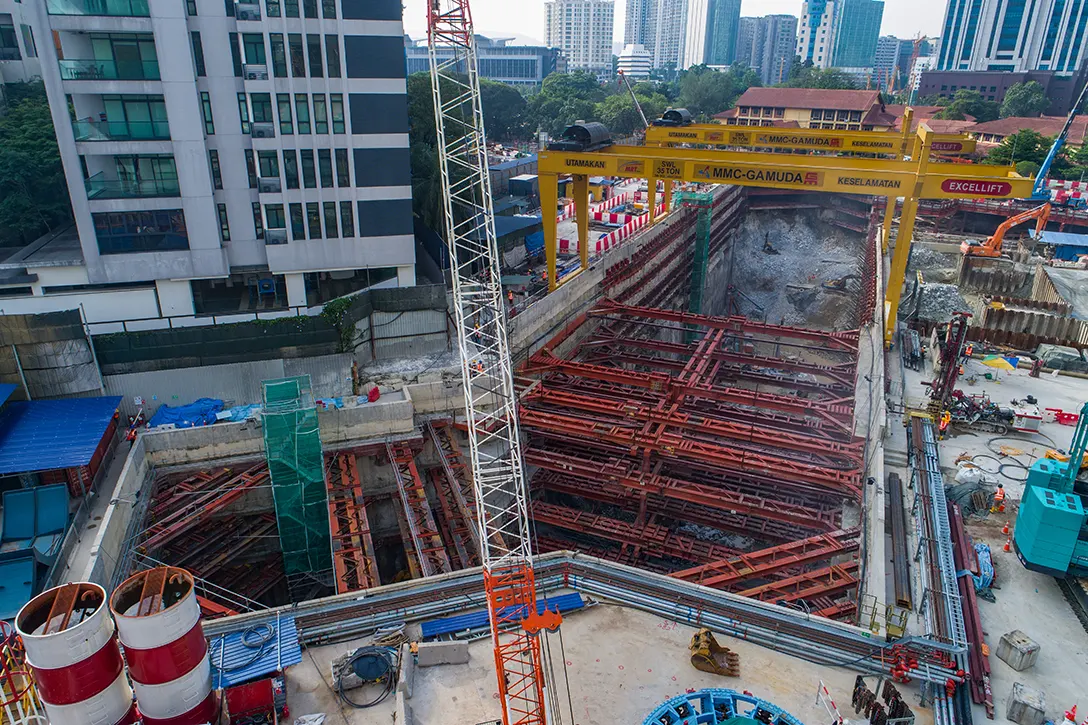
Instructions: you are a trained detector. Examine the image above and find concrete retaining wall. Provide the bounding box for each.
[80,435,152,586]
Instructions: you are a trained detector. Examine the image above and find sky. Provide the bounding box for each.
[401,0,948,45]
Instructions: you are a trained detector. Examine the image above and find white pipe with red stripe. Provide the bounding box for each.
[110,568,215,725]
[16,582,138,725]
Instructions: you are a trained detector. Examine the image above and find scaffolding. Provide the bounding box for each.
[261,376,332,594]
[672,191,714,316]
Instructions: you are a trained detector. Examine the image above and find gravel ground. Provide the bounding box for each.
[727,210,864,330]
[912,282,973,324]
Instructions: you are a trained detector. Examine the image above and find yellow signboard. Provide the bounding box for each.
[644,124,977,156]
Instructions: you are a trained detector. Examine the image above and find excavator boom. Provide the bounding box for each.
[960,202,1051,258]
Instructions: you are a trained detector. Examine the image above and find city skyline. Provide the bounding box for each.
[401,0,947,46]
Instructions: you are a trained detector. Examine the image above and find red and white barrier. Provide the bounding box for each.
[17,582,138,725]
[595,203,666,255]
[110,568,215,725]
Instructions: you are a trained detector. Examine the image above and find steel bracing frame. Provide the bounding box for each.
[428,1,547,722]
[388,441,453,578]
[327,452,381,594]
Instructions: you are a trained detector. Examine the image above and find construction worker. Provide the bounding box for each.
[542,269,548,286]
[991,484,1006,513]
[1030,357,1043,378]
[472,321,481,346]
[938,411,951,439]
[507,289,514,305]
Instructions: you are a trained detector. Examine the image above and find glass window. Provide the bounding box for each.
[93,210,189,255]
[276,94,293,134]
[224,0,234,15]
[290,203,305,240]
[242,33,265,64]
[340,201,354,237]
[306,202,321,238]
[285,0,299,16]
[252,202,264,239]
[318,149,333,187]
[288,34,305,77]
[300,150,316,188]
[258,150,279,179]
[283,150,299,189]
[323,202,338,238]
[266,203,286,229]
[186,0,196,15]
[325,35,340,77]
[330,94,345,133]
[270,34,287,77]
[251,93,272,122]
[306,34,323,77]
[200,91,215,134]
[229,32,243,77]
[303,0,317,18]
[244,149,257,188]
[217,203,230,241]
[191,32,206,76]
[321,0,335,18]
[265,0,280,16]
[295,94,311,133]
[334,148,350,186]
[209,150,222,190]
[313,94,328,133]
[237,92,250,133]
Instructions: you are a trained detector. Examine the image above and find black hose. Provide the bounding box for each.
[337,646,399,709]
[999,463,1029,482]
[209,622,276,674]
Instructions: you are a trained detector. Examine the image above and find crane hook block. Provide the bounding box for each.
[521,606,563,635]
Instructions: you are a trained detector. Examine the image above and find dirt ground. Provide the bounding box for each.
[726,210,864,330]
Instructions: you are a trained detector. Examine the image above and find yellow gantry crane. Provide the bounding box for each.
[537,120,1031,346]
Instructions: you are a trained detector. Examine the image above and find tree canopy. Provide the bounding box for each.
[999,81,1050,119]
[0,82,72,247]
[676,64,761,119]
[778,61,858,90]
[933,89,1000,122]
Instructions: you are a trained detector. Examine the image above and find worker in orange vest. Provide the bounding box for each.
[991,484,1006,513]
[507,289,514,304]
[938,411,951,439]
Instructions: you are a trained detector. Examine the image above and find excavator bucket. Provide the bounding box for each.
[688,628,741,677]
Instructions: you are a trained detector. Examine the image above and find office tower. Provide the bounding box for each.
[684,0,741,68]
[832,0,884,69]
[652,0,688,69]
[624,0,655,46]
[545,0,614,79]
[874,35,900,88]
[937,0,1087,73]
[797,0,837,68]
[0,0,415,324]
[617,43,653,78]
[735,14,799,84]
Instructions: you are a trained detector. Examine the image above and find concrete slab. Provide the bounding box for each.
[280,605,937,725]
[416,641,469,667]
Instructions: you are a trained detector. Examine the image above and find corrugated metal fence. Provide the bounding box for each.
[104,353,353,420]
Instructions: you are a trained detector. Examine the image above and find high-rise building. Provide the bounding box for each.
[405,36,565,89]
[624,0,655,47]
[651,0,688,69]
[617,43,654,78]
[735,15,798,84]
[797,0,838,68]
[937,0,1087,73]
[545,0,614,79]
[832,0,884,69]
[0,0,41,88]
[684,0,741,68]
[874,35,900,89]
[0,0,416,325]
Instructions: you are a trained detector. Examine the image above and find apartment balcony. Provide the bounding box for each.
[235,2,261,20]
[46,0,149,16]
[265,229,288,245]
[0,47,21,61]
[243,64,268,81]
[59,58,160,81]
[257,177,281,194]
[73,119,170,142]
[85,172,179,200]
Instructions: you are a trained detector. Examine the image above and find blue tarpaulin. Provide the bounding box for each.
[209,614,302,689]
[0,384,17,408]
[525,231,544,255]
[148,398,225,429]
[421,592,585,639]
[0,396,121,475]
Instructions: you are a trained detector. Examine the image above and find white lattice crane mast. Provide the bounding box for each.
[426,3,559,725]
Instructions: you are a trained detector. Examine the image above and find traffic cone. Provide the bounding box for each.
[1003,538,1011,552]
[1002,521,1010,535]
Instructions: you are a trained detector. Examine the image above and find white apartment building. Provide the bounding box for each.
[797,0,837,69]
[545,0,614,79]
[617,43,652,78]
[0,0,42,88]
[651,0,686,69]
[0,0,415,330]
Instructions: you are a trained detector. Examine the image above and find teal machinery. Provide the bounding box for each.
[1014,401,1088,576]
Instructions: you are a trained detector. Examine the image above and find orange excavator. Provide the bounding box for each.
[960,202,1051,258]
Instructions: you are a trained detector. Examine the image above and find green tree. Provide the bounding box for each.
[934,89,1000,121]
[779,60,857,90]
[594,92,668,134]
[0,82,72,247]
[1000,81,1050,118]
[1015,160,1041,178]
[676,64,760,119]
[479,79,527,141]
[526,71,606,137]
[985,129,1068,180]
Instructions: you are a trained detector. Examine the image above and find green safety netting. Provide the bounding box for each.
[262,376,332,576]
